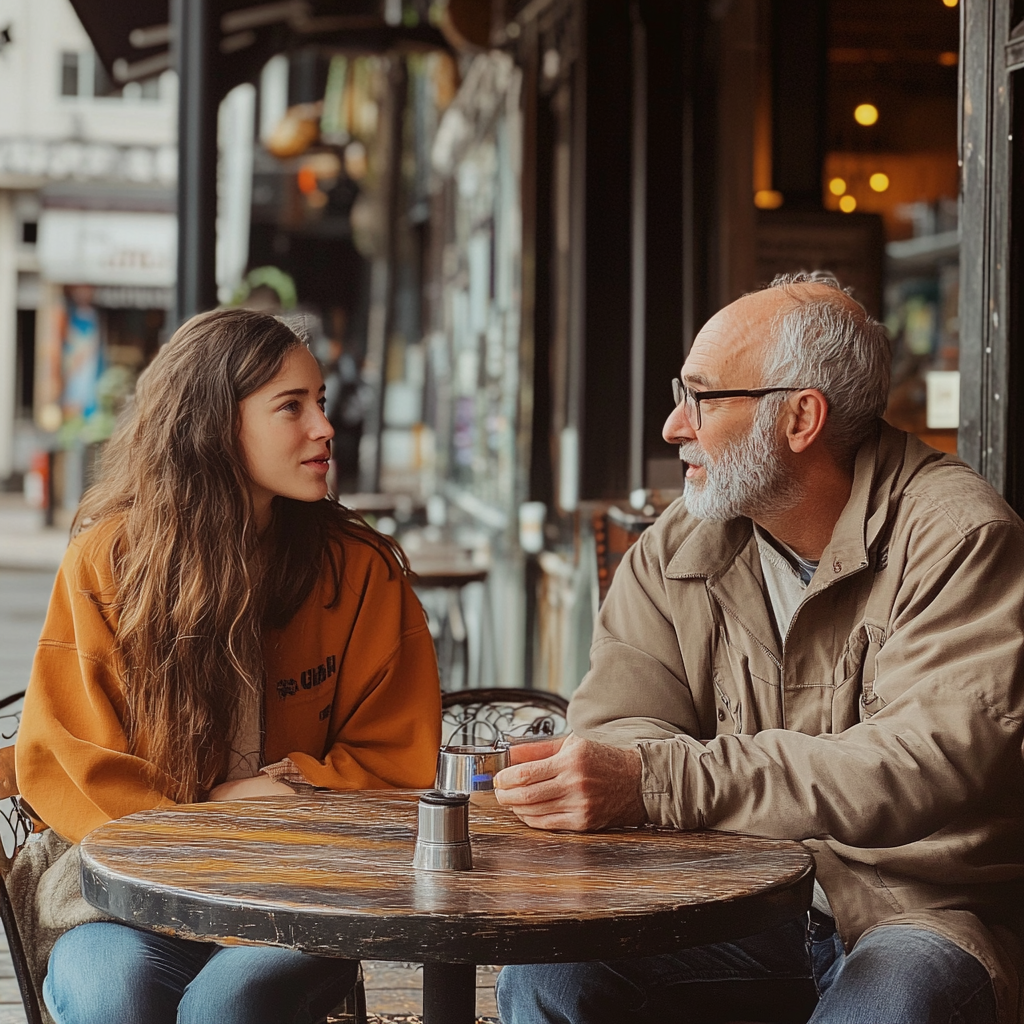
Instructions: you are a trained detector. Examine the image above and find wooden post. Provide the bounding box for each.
[958,2,1024,509]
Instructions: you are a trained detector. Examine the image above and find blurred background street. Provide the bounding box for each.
[0,495,62,703]
[0,0,978,703]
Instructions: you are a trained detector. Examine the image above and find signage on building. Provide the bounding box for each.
[0,139,176,185]
[38,209,176,287]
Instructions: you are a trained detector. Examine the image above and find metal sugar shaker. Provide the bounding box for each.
[412,789,473,871]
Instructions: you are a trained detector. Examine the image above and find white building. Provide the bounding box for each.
[0,0,177,486]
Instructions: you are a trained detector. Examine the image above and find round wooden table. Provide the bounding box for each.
[80,791,814,1024]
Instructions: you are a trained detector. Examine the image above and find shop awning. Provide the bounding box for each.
[67,0,450,87]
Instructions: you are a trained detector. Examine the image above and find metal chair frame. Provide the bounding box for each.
[441,687,569,748]
[0,690,45,1024]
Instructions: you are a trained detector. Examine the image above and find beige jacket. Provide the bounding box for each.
[570,423,1024,1023]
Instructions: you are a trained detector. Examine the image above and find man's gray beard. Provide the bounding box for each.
[680,412,804,522]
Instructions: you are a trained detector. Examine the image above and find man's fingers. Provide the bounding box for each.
[492,777,567,809]
[494,753,562,789]
[510,808,588,832]
[506,734,567,765]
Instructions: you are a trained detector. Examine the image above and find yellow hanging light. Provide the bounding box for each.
[854,104,879,126]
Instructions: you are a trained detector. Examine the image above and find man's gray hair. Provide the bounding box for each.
[758,270,891,460]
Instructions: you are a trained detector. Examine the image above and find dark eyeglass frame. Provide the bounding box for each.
[671,378,805,430]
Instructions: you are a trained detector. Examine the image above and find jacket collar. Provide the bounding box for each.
[814,421,941,591]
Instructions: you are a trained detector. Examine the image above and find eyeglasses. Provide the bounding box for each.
[671,378,804,430]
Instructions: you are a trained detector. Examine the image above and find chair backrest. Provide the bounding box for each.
[0,691,45,1024]
[0,692,31,862]
[593,505,658,605]
[441,688,569,748]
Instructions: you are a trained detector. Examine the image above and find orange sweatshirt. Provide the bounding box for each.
[15,518,441,843]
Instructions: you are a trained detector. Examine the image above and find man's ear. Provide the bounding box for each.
[784,389,828,453]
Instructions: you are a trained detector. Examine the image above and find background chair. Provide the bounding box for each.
[592,505,659,605]
[441,688,568,747]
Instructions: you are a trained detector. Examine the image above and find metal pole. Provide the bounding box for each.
[173,0,220,326]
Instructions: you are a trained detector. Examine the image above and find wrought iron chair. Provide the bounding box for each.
[0,690,45,1024]
[441,687,569,747]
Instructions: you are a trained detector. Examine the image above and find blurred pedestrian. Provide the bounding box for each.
[322,314,366,495]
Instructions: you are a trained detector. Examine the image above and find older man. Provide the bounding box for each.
[494,272,1024,1024]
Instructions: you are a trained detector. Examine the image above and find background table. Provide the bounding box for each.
[80,791,814,1024]
[407,542,492,690]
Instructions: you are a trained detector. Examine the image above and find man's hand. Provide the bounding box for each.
[493,733,646,831]
[207,776,296,801]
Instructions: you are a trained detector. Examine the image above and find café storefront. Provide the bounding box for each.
[55,0,1024,694]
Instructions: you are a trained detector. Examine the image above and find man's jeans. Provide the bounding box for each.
[43,921,358,1024]
[496,912,998,1024]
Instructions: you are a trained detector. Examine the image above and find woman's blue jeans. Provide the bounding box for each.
[496,912,998,1024]
[43,921,359,1024]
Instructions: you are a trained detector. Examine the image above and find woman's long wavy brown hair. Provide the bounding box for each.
[74,308,405,802]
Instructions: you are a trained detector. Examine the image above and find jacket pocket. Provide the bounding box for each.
[713,676,743,735]
[712,642,776,735]
[839,622,887,722]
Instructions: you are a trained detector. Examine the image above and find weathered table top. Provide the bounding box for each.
[80,790,814,965]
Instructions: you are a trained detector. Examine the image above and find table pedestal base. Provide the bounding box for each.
[422,962,477,1024]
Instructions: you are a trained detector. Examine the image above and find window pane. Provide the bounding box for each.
[60,52,78,96]
[93,53,121,98]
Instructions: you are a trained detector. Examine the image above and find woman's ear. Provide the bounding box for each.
[785,389,829,454]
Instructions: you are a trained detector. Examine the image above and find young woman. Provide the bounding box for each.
[14,308,441,1024]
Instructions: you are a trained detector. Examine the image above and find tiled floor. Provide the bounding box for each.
[0,930,500,1023]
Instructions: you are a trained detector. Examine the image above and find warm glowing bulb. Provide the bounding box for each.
[829,177,847,196]
[754,189,785,210]
[854,103,879,126]
[942,0,957,7]
[869,172,890,192]
[938,51,958,66]
[839,195,857,213]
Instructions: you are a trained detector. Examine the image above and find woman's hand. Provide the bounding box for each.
[207,776,296,801]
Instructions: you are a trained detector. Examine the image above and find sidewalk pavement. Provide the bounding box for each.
[0,497,68,573]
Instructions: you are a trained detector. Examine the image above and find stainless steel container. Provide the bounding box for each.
[412,790,473,871]
[435,744,510,795]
